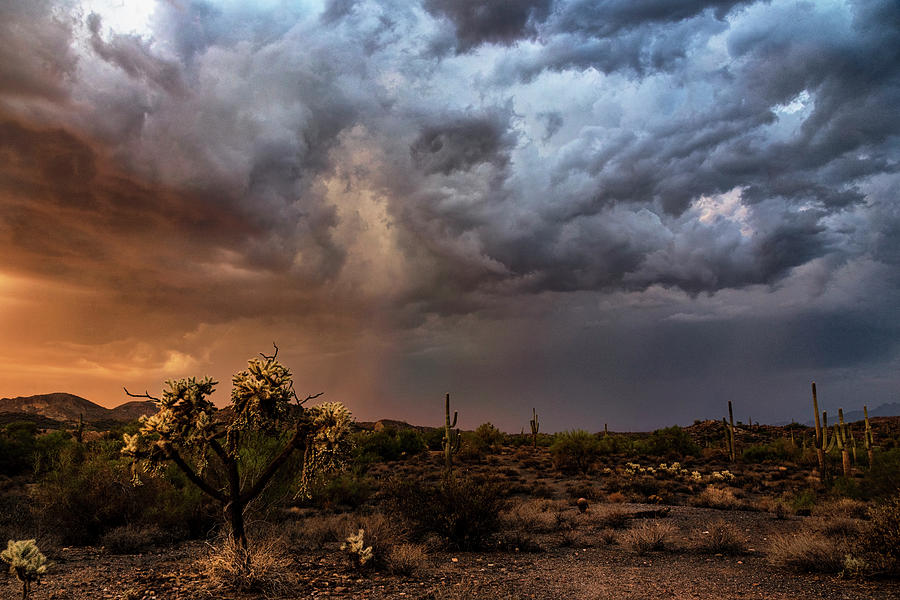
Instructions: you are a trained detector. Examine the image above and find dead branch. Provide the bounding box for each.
[123,387,161,402]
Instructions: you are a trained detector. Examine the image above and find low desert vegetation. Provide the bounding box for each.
[2,368,900,598]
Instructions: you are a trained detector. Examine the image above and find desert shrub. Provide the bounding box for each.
[606,491,627,503]
[32,446,144,545]
[285,514,346,550]
[457,433,487,463]
[767,531,844,573]
[32,443,213,545]
[695,521,745,554]
[620,521,677,554]
[742,438,800,463]
[386,543,429,576]
[566,482,601,501]
[861,496,900,575]
[200,535,292,595]
[634,426,699,458]
[550,430,601,474]
[339,513,406,569]
[101,524,170,554]
[0,422,66,476]
[308,473,372,510]
[528,481,554,499]
[860,448,900,498]
[596,507,631,530]
[474,423,505,451]
[384,474,507,550]
[790,489,817,514]
[690,486,742,510]
[355,428,425,464]
[422,428,445,451]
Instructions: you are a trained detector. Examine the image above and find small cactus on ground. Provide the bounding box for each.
[576,497,589,513]
[2,539,48,600]
[341,529,373,570]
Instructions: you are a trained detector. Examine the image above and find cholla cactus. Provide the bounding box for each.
[2,539,48,600]
[122,347,352,549]
[341,529,373,569]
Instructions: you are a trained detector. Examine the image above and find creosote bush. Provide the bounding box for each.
[200,535,292,595]
[767,531,844,573]
[620,521,677,554]
[690,486,742,510]
[385,474,506,550]
[695,521,745,554]
[550,430,601,474]
[862,496,900,575]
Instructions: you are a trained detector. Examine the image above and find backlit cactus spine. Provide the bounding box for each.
[443,393,460,475]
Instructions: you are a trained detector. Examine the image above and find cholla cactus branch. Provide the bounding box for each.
[2,539,48,600]
[122,351,351,549]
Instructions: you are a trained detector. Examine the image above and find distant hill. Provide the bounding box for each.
[0,393,155,424]
[774,402,900,427]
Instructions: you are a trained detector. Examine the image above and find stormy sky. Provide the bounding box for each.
[1,0,898,431]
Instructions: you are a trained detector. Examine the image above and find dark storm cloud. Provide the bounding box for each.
[0,2,77,100]
[410,111,517,175]
[551,0,750,37]
[424,0,553,52]
[87,14,187,96]
[2,0,899,424]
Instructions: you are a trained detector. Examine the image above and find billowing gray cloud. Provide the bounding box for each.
[0,0,898,427]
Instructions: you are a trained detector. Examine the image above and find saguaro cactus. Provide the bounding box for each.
[442,393,460,475]
[864,405,875,467]
[529,407,540,449]
[722,400,736,462]
[837,408,851,477]
[811,382,827,482]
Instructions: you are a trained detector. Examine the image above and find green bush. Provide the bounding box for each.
[309,473,372,510]
[32,442,214,545]
[384,474,507,550]
[864,496,900,575]
[634,426,699,458]
[474,422,505,451]
[860,448,900,498]
[550,430,601,474]
[742,438,800,463]
[355,428,426,464]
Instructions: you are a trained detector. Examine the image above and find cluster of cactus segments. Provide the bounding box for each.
[443,393,461,475]
[2,539,48,600]
[341,529,373,569]
[811,382,878,483]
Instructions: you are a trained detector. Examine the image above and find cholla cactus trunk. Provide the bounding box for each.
[811,382,827,482]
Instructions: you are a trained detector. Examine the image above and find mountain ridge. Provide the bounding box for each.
[0,392,156,423]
